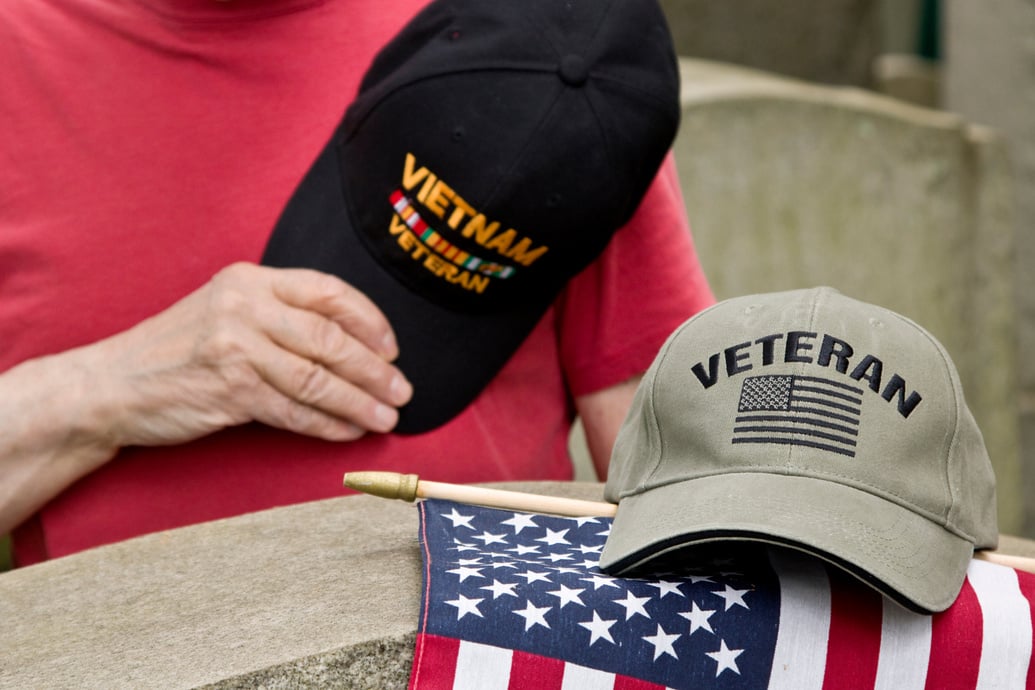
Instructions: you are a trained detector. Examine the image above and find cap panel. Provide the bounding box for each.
[950,402,999,547]
[586,0,680,107]
[643,291,809,484]
[932,332,999,546]
[798,297,959,521]
[603,329,674,503]
[349,1,555,122]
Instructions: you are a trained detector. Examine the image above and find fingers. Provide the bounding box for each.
[245,376,370,442]
[269,267,401,362]
[265,303,412,407]
[210,263,413,436]
[250,327,409,434]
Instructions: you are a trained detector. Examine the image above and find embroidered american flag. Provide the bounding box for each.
[732,375,863,458]
[409,499,1035,690]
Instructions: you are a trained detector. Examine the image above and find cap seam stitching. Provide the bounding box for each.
[480,83,566,210]
[888,312,970,539]
[638,316,705,494]
[521,0,613,59]
[588,73,682,119]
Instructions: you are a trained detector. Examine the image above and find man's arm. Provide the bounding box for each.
[0,263,412,536]
[560,157,714,483]
[574,376,641,481]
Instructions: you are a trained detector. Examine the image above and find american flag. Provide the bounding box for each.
[409,499,1035,689]
[733,375,863,458]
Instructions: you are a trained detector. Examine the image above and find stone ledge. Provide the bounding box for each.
[199,634,417,690]
[0,482,603,690]
[678,58,962,130]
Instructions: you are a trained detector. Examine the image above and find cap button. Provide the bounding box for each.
[558,54,589,87]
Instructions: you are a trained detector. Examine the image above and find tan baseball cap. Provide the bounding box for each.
[599,287,998,613]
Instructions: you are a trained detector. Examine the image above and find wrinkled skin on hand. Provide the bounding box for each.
[0,262,413,534]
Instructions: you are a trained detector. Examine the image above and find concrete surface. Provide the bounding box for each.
[659,0,881,86]
[943,0,1035,537]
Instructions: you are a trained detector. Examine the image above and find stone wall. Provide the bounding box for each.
[658,0,881,86]
[943,0,1035,536]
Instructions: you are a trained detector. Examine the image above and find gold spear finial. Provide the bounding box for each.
[343,471,420,502]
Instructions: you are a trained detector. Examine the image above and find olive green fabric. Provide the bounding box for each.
[601,287,998,613]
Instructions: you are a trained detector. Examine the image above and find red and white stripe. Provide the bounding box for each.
[410,558,1034,689]
[411,634,672,690]
[762,553,1033,689]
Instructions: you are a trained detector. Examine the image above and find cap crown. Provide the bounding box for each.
[338,0,680,312]
[605,287,998,548]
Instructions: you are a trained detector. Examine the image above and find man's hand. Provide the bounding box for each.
[0,263,412,534]
[98,262,413,445]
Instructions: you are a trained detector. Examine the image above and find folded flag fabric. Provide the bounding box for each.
[409,499,1035,690]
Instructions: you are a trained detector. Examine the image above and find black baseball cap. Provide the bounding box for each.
[262,0,681,433]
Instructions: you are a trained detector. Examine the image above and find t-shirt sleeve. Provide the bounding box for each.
[557,154,715,397]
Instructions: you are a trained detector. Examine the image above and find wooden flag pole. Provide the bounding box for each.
[344,470,617,518]
[343,471,1035,576]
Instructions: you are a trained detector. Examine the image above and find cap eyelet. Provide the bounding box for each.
[558,54,589,87]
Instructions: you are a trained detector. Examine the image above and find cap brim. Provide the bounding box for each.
[262,143,548,434]
[598,472,975,613]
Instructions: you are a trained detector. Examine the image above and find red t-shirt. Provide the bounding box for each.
[0,0,714,564]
